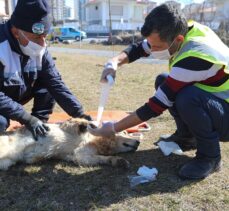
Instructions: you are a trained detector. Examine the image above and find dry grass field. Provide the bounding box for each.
[0,51,228,210]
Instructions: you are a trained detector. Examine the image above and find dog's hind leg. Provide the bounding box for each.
[24,156,44,164]
[0,158,15,170]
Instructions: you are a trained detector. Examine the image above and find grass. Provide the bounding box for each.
[0,52,229,210]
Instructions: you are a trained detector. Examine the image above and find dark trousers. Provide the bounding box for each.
[155,73,229,158]
[0,87,55,132]
[31,87,55,121]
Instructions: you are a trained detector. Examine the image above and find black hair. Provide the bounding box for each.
[141,3,188,42]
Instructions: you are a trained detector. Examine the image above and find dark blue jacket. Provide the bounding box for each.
[0,21,84,123]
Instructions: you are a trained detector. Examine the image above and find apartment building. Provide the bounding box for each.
[84,0,157,33]
[0,0,13,23]
[75,0,86,25]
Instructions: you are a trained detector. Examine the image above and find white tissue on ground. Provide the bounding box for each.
[137,165,158,179]
[128,165,158,187]
[157,141,183,156]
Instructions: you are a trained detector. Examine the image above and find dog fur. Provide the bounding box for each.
[0,118,140,170]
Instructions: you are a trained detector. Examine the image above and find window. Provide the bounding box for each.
[111,5,123,16]
[69,28,77,32]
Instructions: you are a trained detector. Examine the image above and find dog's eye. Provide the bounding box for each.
[123,143,131,147]
[89,123,97,129]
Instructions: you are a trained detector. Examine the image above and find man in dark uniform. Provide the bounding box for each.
[0,0,90,140]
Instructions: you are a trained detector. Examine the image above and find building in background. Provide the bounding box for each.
[74,0,79,21]
[2,0,228,42]
[182,0,229,45]
[47,0,78,27]
[76,0,87,28]
[48,0,65,24]
[0,0,7,22]
[11,0,17,9]
[182,1,229,30]
[64,5,72,19]
[0,0,13,23]
[84,0,157,34]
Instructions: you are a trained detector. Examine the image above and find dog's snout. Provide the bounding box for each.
[135,140,140,145]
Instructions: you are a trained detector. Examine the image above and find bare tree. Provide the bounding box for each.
[199,0,216,28]
[212,0,229,45]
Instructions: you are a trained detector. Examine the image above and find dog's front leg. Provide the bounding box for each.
[77,154,130,169]
[73,147,130,168]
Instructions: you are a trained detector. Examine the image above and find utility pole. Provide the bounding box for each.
[4,0,9,15]
[79,0,83,48]
[108,0,112,44]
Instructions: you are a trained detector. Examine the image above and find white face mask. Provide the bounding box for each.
[151,39,176,60]
[151,49,171,60]
[19,30,46,58]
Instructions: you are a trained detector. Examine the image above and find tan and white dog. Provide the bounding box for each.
[0,118,140,170]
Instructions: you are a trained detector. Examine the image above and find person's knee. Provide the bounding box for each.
[0,116,9,132]
[154,73,169,90]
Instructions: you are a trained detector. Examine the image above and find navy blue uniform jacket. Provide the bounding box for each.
[0,21,84,123]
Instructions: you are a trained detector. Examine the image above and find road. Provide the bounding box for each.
[48,46,168,65]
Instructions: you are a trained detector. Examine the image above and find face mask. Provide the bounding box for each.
[151,39,176,60]
[151,49,171,60]
[19,30,46,58]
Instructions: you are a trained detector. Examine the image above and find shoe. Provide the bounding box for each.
[158,132,196,151]
[178,155,221,180]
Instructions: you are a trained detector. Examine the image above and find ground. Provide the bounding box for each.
[0,50,228,211]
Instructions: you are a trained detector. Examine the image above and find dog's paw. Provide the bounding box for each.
[116,158,130,169]
[111,157,130,169]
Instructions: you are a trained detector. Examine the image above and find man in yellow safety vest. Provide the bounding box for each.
[89,3,229,180]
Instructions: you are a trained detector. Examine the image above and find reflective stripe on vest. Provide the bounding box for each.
[170,21,229,102]
[195,78,229,103]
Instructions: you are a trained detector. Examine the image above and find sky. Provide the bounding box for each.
[66,0,74,8]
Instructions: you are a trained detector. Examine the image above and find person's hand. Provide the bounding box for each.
[100,60,118,83]
[25,116,50,141]
[88,122,116,137]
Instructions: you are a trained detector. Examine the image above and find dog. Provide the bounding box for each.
[0,118,140,170]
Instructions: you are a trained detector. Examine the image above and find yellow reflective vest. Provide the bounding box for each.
[170,21,229,102]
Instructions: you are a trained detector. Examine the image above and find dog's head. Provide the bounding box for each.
[112,132,140,153]
[60,118,95,135]
[60,118,140,154]
[88,131,140,155]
